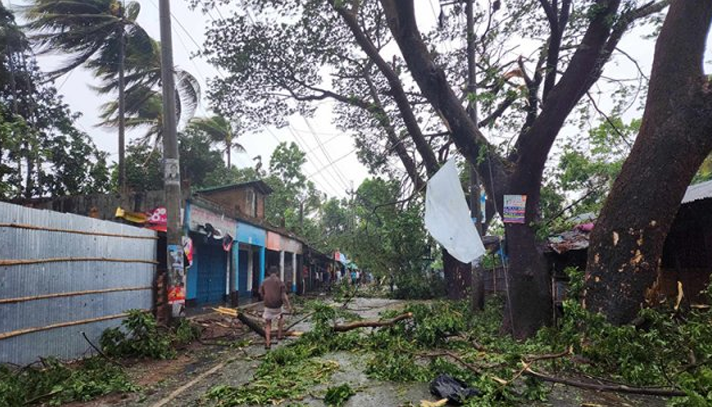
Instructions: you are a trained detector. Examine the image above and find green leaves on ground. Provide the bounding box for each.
[100,310,200,360]
[0,357,136,406]
[207,294,712,406]
[538,269,712,406]
[324,383,356,407]
[206,359,339,406]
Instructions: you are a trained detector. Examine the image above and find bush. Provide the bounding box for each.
[100,310,201,360]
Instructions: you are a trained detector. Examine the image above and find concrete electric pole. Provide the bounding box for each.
[159,0,184,321]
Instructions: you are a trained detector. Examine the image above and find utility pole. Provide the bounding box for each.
[159,0,184,322]
[117,2,127,193]
[466,0,485,310]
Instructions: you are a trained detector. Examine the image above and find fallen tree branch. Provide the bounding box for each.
[218,305,412,338]
[419,350,484,375]
[332,312,413,332]
[501,347,573,387]
[286,311,315,331]
[81,331,125,368]
[339,286,359,309]
[523,368,686,397]
[523,347,573,363]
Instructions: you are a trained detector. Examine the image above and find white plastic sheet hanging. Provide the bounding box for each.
[424,159,486,263]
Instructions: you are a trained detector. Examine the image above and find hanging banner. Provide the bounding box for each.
[182,236,194,268]
[503,195,527,224]
[146,207,167,232]
[167,244,186,305]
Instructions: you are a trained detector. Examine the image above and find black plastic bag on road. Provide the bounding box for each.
[429,374,482,405]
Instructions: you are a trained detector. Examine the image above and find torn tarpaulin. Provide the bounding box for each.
[547,224,593,254]
[424,159,486,263]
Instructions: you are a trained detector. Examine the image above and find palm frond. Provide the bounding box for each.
[175,70,201,128]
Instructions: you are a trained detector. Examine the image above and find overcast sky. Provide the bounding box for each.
[11,0,686,200]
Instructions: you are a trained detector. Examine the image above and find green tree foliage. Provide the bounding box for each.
[21,0,153,80]
[99,72,201,148]
[264,142,321,230]
[556,118,639,215]
[22,0,201,168]
[120,129,224,192]
[537,117,639,232]
[0,4,110,199]
[0,357,136,406]
[188,115,245,168]
[201,166,261,189]
[318,178,441,298]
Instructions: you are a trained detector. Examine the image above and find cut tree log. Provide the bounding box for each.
[213,304,413,338]
[235,311,302,338]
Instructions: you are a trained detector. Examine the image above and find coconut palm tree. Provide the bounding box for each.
[21,0,154,191]
[92,38,201,132]
[100,70,201,148]
[188,115,245,168]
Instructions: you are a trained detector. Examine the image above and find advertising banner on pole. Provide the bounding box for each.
[503,195,527,224]
[167,244,186,305]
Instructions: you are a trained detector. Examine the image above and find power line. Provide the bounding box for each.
[202,1,359,198]
[306,148,357,178]
[286,125,348,191]
[56,69,75,91]
[302,132,345,154]
[263,126,343,197]
[302,117,351,188]
[286,125,350,192]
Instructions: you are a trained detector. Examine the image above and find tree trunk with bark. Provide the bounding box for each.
[443,250,473,300]
[377,0,644,338]
[499,169,552,337]
[503,223,551,337]
[585,0,712,324]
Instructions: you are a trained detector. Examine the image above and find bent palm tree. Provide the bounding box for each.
[100,70,201,148]
[22,0,155,190]
[188,115,245,167]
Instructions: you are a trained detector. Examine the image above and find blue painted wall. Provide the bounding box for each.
[236,222,266,246]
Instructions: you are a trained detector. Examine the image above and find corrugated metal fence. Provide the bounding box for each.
[0,201,157,365]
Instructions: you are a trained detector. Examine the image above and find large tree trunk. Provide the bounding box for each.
[443,249,472,300]
[377,0,664,337]
[585,0,712,324]
[503,223,551,338]
[500,171,552,338]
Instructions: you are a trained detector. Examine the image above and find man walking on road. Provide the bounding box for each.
[259,266,292,349]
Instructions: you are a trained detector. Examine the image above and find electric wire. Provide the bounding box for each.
[303,117,351,188]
